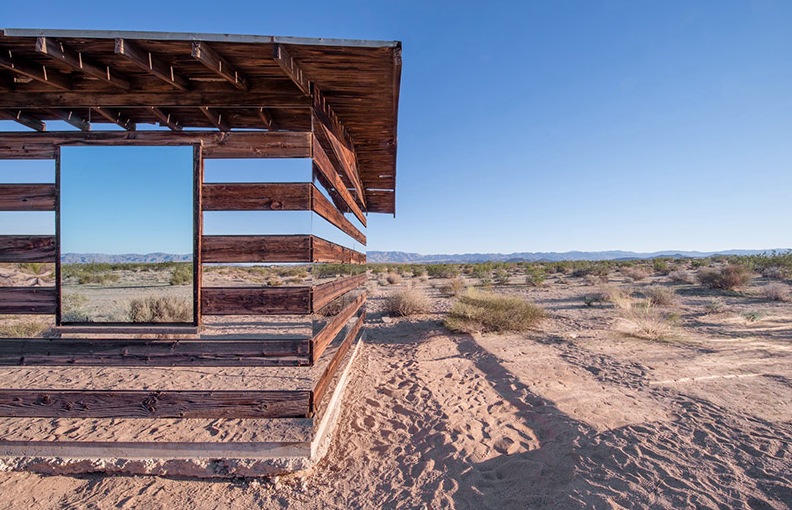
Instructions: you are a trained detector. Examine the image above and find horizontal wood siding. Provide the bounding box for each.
[313,237,365,264]
[312,311,365,412]
[0,390,311,418]
[312,274,367,312]
[0,184,56,211]
[201,286,311,315]
[0,338,310,366]
[311,186,366,245]
[312,292,366,362]
[312,136,367,226]
[202,183,312,211]
[0,235,56,262]
[0,287,57,314]
[202,235,311,263]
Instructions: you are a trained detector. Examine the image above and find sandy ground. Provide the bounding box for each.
[0,269,790,508]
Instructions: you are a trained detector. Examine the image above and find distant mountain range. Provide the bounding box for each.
[366,249,788,264]
[61,253,192,264]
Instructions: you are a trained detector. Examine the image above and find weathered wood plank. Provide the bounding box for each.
[0,46,72,90]
[257,107,278,130]
[199,106,230,132]
[311,186,366,245]
[0,184,56,211]
[149,107,182,131]
[313,274,367,311]
[202,183,312,211]
[313,237,365,264]
[312,136,367,226]
[203,235,310,263]
[49,109,90,131]
[0,338,310,366]
[194,145,204,327]
[201,287,311,315]
[35,37,131,89]
[191,42,247,91]
[0,131,312,159]
[91,107,136,131]
[312,292,365,362]
[0,110,46,132]
[0,236,56,262]
[114,38,190,91]
[0,287,57,314]
[315,119,365,208]
[313,311,365,411]
[273,44,311,95]
[0,390,311,418]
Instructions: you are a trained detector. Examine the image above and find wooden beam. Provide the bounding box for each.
[315,116,365,208]
[257,107,278,130]
[0,110,45,132]
[313,237,366,264]
[49,109,90,131]
[0,389,311,418]
[201,287,311,315]
[313,310,364,411]
[311,186,366,245]
[311,85,355,151]
[202,235,311,263]
[0,46,72,91]
[313,274,367,311]
[148,107,182,131]
[273,44,311,95]
[35,37,131,90]
[313,136,366,226]
[0,287,57,314]
[191,41,247,91]
[0,235,56,262]
[0,184,56,211]
[0,338,310,367]
[312,292,365,362]
[202,183,312,211]
[199,106,230,132]
[114,38,190,91]
[91,107,135,131]
[0,131,312,159]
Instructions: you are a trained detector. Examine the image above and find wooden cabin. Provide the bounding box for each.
[0,29,400,476]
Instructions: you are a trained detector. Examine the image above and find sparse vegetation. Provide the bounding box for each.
[386,272,402,285]
[668,270,694,284]
[760,283,790,302]
[128,296,192,322]
[697,264,752,290]
[169,264,193,285]
[444,290,544,333]
[642,285,677,306]
[438,276,466,297]
[0,319,48,338]
[384,289,431,316]
[704,297,727,315]
[615,304,675,341]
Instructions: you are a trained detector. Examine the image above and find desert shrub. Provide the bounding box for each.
[690,258,708,269]
[444,290,544,333]
[128,297,192,322]
[761,266,788,280]
[385,272,402,285]
[425,264,460,279]
[494,268,510,285]
[652,259,672,275]
[524,266,545,287]
[169,264,193,285]
[0,320,48,338]
[697,264,752,290]
[265,276,284,286]
[384,289,431,316]
[668,270,694,284]
[615,305,674,341]
[77,272,120,285]
[439,276,466,297]
[760,282,790,302]
[17,262,54,276]
[642,285,677,306]
[704,297,726,314]
[582,293,605,307]
[622,266,650,281]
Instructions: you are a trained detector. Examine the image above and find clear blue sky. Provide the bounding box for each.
[1,0,791,255]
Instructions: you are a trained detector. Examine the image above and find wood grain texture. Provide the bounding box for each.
[201,286,311,315]
[0,389,311,418]
[312,136,367,226]
[202,235,311,263]
[313,274,367,312]
[312,311,365,412]
[0,236,56,262]
[0,338,310,366]
[191,41,248,91]
[0,287,57,314]
[202,183,312,211]
[313,237,365,264]
[315,119,365,208]
[312,292,366,362]
[36,37,131,89]
[0,184,56,211]
[311,186,366,245]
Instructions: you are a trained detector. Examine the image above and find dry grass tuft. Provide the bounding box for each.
[668,270,694,284]
[385,272,402,285]
[438,276,466,297]
[760,282,790,302]
[0,319,48,338]
[384,289,431,316]
[697,264,752,290]
[444,290,544,333]
[622,266,650,281]
[643,285,677,306]
[615,304,675,341]
[129,297,192,322]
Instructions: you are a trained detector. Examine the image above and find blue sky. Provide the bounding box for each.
[1,0,791,254]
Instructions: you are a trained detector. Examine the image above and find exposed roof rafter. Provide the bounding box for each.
[50,109,90,131]
[36,37,131,90]
[0,110,46,131]
[191,42,247,91]
[91,107,136,131]
[149,107,182,131]
[114,38,190,91]
[257,107,278,131]
[199,106,230,132]
[0,46,72,90]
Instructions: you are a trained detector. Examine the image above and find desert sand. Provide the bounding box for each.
[0,266,790,509]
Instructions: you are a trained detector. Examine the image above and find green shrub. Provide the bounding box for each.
[524,266,546,287]
[425,264,461,279]
[169,264,193,285]
[697,264,752,290]
[444,290,544,333]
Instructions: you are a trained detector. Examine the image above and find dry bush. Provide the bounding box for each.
[622,267,650,281]
[668,270,694,284]
[439,276,466,297]
[604,286,633,309]
[385,272,402,285]
[0,319,48,338]
[384,289,431,316]
[169,264,193,285]
[444,290,544,333]
[129,297,192,322]
[760,282,790,302]
[760,266,788,280]
[704,297,727,315]
[697,264,752,290]
[643,285,677,306]
[615,305,674,341]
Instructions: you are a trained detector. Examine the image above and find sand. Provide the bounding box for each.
[0,269,790,508]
